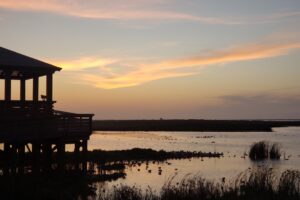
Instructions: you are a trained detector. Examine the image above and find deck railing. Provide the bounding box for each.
[0,109,93,142]
[54,110,94,137]
[0,100,54,117]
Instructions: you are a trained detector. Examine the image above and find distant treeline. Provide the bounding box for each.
[93,119,300,132]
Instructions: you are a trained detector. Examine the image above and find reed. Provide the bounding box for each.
[277,170,300,198]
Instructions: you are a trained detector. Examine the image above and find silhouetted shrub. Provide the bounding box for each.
[249,141,281,161]
[269,143,281,160]
[249,141,269,160]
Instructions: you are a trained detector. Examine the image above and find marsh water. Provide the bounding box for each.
[88,127,300,191]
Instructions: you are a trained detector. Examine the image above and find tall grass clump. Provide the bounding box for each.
[249,141,281,161]
[234,167,277,199]
[277,170,300,199]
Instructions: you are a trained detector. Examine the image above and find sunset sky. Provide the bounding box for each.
[1,0,300,119]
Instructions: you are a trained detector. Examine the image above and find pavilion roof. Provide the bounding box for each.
[0,47,61,79]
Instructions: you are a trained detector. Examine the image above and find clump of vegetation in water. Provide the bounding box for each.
[249,141,281,161]
[269,143,281,160]
[99,168,300,200]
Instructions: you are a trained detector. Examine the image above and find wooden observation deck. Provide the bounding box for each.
[0,47,94,173]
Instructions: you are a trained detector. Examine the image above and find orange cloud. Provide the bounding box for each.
[151,42,300,70]
[51,56,117,71]
[52,40,300,89]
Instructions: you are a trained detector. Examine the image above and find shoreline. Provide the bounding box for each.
[93,119,300,132]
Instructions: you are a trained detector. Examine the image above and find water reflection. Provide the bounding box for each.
[0,155,127,200]
[0,127,299,198]
[0,171,96,200]
[89,127,300,190]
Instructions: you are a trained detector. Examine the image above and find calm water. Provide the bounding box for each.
[89,127,300,190]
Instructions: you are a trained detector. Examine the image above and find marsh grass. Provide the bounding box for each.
[249,141,281,160]
[99,185,159,200]
[160,175,222,200]
[277,170,300,198]
[98,168,300,200]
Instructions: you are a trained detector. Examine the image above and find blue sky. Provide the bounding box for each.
[1,0,300,119]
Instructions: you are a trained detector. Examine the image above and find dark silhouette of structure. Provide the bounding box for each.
[0,47,93,173]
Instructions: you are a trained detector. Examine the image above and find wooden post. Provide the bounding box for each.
[42,143,52,172]
[20,79,26,101]
[32,143,41,173]
[46,73,53,102]
[57,143,65,171]
[18,144,25,174]
[11,144,17,174]
[46,73,53,112]
[74,142,80,171]
[82,140,88,173]
[5,72,11,101]
[3,143,10,174]
[33,76,39,101]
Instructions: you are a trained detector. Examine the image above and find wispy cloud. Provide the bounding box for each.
[50,40,300,89]
[1,1,300,25]
[0,0,233,24]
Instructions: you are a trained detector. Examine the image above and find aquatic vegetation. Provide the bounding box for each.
[98,163,126,171]
[249,141,281,160]
[88,148,223,163]
[98,168,300,200]
[249,141,269,160]
[269,143,281,160]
